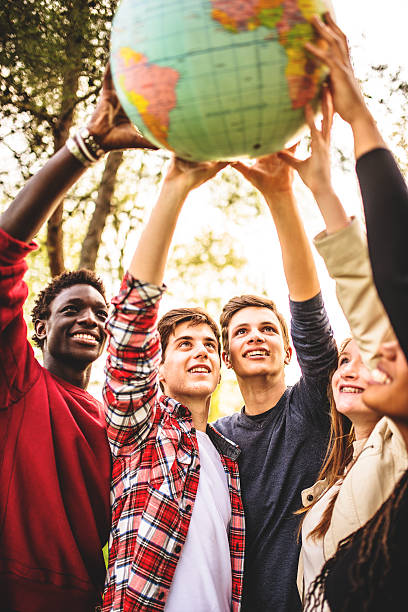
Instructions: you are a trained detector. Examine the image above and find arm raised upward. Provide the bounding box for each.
[232,150,319,302]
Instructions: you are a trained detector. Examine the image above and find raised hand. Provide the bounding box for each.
[278,86,333,197]
[305,13,367,126]
[164,156,228,194]
[231,145,297,199]
[278,86,349,234]
[86,64,158,152]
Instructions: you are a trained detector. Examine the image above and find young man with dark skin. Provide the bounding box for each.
[102,156,245,611]
[214,153,338,611]
[0,67,155,611]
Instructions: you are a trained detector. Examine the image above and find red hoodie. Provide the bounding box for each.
[0,229,111,611]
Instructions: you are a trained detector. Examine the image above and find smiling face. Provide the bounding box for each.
[331,339,378,433]
[158,321,221,406]
[363,341,408,436]
[35,284,108,378]
[224,306,291,380]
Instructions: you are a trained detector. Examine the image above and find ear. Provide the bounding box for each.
[34,319,47,344]
[158,362,166,385]
[222,350,232,369]
[284,346,292,365]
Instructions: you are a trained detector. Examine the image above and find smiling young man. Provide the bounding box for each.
[213,153,338,612]
[0,67,155,611]
[102,156,245,612]
[32,273,109,385]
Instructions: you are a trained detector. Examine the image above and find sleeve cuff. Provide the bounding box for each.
[289,290,323,314]
[0,227,37,264]
[111,272,166,308]
[313,217,368,275]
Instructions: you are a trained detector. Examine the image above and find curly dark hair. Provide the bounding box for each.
[31,269,107,348]
[304,468,408,611]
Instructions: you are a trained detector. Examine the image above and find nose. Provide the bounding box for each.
[193,342,209,359]
[341,360,358,379]
[248,328,264,343]
[77,307,98,327]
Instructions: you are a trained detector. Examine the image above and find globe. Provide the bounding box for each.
[110,0,333,162]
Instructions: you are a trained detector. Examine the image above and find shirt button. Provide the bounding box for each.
[185,504,192,512]
[158,592,165,600]
[307,494,313,502]
[175,544,181,554]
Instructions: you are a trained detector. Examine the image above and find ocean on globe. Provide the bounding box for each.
[110,0,333,162]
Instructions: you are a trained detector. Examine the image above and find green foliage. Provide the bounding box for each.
[0,0,117,188]
[365,65,408,173]
[0,0,121,275]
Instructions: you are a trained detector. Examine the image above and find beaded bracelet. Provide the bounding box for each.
[66,136,91,166]
[77,127,105,163]
[66,128,106,167]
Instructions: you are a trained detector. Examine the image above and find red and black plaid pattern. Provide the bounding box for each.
[102,275,245,611]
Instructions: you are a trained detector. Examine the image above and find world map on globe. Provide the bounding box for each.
[110,0,333,161]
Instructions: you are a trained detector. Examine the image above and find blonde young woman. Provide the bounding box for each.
[279,47,407,601]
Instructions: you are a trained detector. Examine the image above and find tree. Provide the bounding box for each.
[0,0,119,275]
[366,64,408,173]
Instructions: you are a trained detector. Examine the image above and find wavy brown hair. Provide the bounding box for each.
[296,338,354,541]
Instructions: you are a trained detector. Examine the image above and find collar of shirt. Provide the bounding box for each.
[160,394,241,461]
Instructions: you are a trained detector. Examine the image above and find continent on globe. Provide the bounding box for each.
[116,47,180,148]
[211,0,283,32]
[212,0,324,109]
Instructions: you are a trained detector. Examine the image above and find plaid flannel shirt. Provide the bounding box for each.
[102,275,245,611]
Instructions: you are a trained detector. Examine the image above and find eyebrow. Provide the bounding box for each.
[174,334,217,343]
[231,321,278,331]
[60,298,107,309]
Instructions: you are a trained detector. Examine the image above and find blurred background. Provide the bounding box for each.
[1,0,407,419]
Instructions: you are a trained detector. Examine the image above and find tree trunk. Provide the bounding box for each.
[46,0,89,276]
[79,150,124,270]
[46,117,76,277]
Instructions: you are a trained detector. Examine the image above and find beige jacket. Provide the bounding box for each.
[296,218,403,601]
[314,217,395,371]
[297,417,408,599]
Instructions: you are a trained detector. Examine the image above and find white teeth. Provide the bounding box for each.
[73,333,97,342]
[341,386,363,394]
[246,350,267,357]
[371,368,392,385]
[189,367,209,373]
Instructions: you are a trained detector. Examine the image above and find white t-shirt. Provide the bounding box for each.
[165,430,232,612]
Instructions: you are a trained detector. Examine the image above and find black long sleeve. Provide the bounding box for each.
[356,147,408,360]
